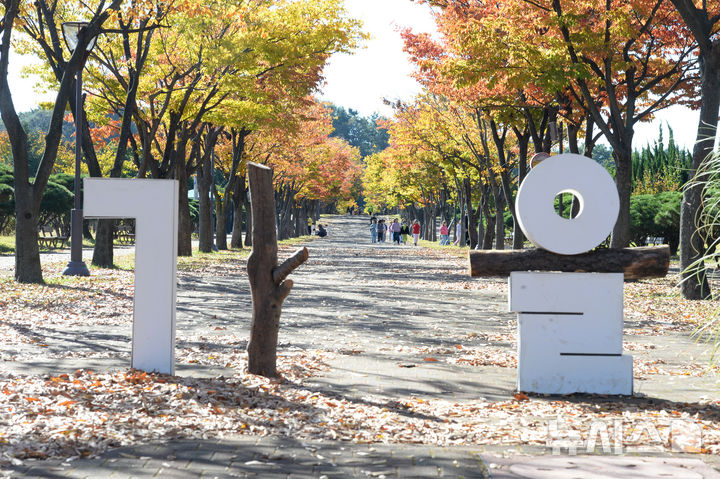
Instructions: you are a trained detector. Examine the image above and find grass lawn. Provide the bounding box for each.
[0,235,12,254]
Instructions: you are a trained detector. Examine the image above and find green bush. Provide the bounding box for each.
[49,172,75,192]
[0,165,13,234]
[39,181,73,236]
[629,191,681,255]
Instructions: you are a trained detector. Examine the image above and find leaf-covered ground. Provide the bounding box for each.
[0,226,719,465]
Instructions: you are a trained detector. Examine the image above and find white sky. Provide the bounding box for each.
[318,0,437,118]
[6,0,705,151]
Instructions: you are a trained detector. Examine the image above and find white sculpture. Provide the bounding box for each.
[510,153,633,395]
[84,179,179,375]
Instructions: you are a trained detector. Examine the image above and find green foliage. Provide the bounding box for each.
[631,125,691,194]
[38,181,73,235]
[0,109,75,143]
[49,172,75,192]
[592,144,613,168]
[188,199,200,232]
[629,191,682,254]
[0,164,13,234]
[330,106,389,158]
[630,194,662,244]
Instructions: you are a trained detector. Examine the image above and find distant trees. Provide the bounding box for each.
[0,0,363,282]
[329,106,389,158]
[631,126,692,195]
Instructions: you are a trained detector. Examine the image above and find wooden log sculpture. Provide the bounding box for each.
[246,162,309,377]
[469,245,669,280]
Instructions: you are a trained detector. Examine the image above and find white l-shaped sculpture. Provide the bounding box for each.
[84,178,179,375]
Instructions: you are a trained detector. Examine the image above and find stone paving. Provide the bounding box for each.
[1,216,720,477]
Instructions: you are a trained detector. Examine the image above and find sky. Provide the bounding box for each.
[318,0,437,118]
[7,0,706,151]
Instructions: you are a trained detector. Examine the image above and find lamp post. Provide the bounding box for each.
[62,22,97,276]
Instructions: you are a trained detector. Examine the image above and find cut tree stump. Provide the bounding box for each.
[246,162,308,377]
[469,246,669,280]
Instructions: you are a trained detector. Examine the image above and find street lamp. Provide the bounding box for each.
[62,21,96,277]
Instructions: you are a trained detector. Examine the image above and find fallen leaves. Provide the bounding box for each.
[1,229,720,466]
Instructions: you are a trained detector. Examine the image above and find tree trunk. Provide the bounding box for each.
[481,190,494,250]
[679,43,720,299]
[197,155,213,253]
[494,187,505,250]
[464,178,478,248]
[231,198,244,248]
[469,246,670,280]
[610,147,633,248]
[216,199,228,250]
[512,128,529,249]
[14,188,43,283]
[244,194,252,247]
[92,219,114,267]
[176,158,193,256]
[475,198,484,250]
[231,175,245,249]
[246,162,308,377]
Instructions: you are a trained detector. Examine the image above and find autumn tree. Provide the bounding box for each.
[0,0,125,282]
[668,0,720,299]
[244,101,361,240]
[134,0,360,255]
[411,0,696,250]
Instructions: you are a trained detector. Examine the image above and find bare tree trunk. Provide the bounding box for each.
[176,158,193,257]
[512,127,530,249]
[230,174,245,248]
[679,47,718,299]
[197,154,213,253]
[464,178,478,248]
[244,194,252,247]
[216,200,229,250]
[670,0,719,300]
[470,246,670,280]
[14,189,42,283]
[246,162,308,377]
[92,219,114,266]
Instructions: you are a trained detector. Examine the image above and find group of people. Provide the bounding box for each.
[370,216,463,247]
[439,220,463,246]
[370,216,421,246]
[307,218,330,237]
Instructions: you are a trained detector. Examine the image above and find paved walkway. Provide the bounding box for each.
[1,216,719,478]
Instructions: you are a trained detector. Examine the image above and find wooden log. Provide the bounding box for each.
[246,162,308,378]
[469,246,669,280]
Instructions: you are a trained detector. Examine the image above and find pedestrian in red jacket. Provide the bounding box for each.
[412,220,421,246]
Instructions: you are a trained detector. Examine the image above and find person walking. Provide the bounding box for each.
[439,221,450,245]
[453,220,462,246]
[376,219,385,242]
[400,221,410,244]
[390,218,401,244]
[370,216,378,243]
[412,219,421,246]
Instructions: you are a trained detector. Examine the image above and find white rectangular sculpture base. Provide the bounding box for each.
[510,272,633,395]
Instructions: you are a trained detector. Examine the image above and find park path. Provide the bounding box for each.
[1,215,716,401]
[0,245,135,273]
[3,215,720,478]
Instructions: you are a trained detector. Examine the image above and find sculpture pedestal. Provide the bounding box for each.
[509,271,633,395]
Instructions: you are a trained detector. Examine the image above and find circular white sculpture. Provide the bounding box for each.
[516,153,619,255]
